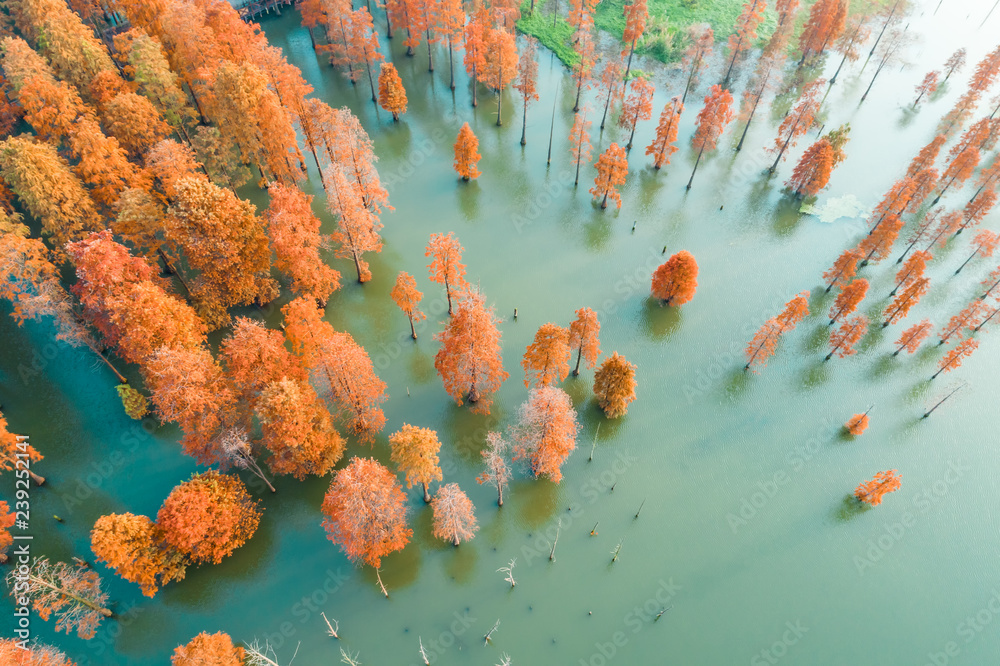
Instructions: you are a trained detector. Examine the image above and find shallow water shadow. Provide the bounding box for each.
[722,367,753,401]
[836,426,856,443]
[407,345,436,385]
[456,180,481,221]
[442,540,478,584]
[366,541,421,591]
[515,477,560,529]
[772,194,806,237]
[904,378,933,405]
[808,286,834,315]
[584,211,613,250]
[867,354,897,381]
[833,494,871,523]
[804,324,829,353]
[800,360,830,389]
[380,120,413,159]
[640,298,683,341]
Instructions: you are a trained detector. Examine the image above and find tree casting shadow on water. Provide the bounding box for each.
[833,494,871,523]
[640,298,683,341]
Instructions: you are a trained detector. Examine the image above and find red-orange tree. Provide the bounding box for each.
[591,142,628,209]
[619,76,654,150]
[855,470,901,506]
[0,639,77,665]
[426,231,468,313]
[687,85,734,189]
[522,323,571,387]
[434,288,509,414]
[389,424,443,502]
[787,138,834,197]
[799,0,847,63]
[568,307,601,375]
[845,412,870,436]
[477,431,511,506]
[933,337,979,378]
[321,456,412,567]
[391,271,426,339]
[651,250,698,306]
[511,386,578,483]
[257,378,345,480]
[882,277,929,328]
[680,24,713,104]
[893,320,932,356]
[769,79,823,171]
[912,70,939,108]
[825,314,868,360]
[156,471,261,565]
[453,122,482,181]
[482,26,518,126]
[890,250,930,296]
[283,297,388,443]
[172,632,245,666]
[823,248,862,292]
[90,513,186,597]
[829,278,868,324]
[569,107,592,185]
[646,97,682,169]
[620,0,647,83]
[593,351,637,417]
[722,0,766,84]
[745,292,810,371]
[514,37,539,145]
[378,62,407,121]
[325,167,383,283]
[265,182,340,305]
[431,483,478,545]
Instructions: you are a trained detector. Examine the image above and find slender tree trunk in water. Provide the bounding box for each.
[385,7,393,38]
[737,85,765,151]
[600,85,613,129]
[955,248,981,274]
[573,346,583,375]
[981,0,999,27]
[497,482,503,506]
[366,61,378,103]
[574,74,583,112]
[521,98,528,145]
[862,0,899,71]
[682,52,702,105]
[626,108,640,150]
[352,251,363,282]
[546,90,557,166]
[445,276,453,314]
[409,315,417,339]
[574,152,582,184]
[472,63,478,107]
[601,191,609,208]
[427,29,434,71]
[497,84,504,126]
[448,40,456,90]
[860,50,892,102]
[769,120,800,172]
[92,347,127,384]
[983,275,1000,299]
[829,24,862,84]
[722,34,744,85]
[422,482,431,503]
[623,40,636,91]
[686,146,705,190]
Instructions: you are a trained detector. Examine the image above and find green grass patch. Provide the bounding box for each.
[516,0,580,66]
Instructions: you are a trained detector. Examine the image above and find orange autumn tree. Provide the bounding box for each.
[511,386,578,482]
[425,231,468,314]
[828,278,868,324]
[165,176,277,329]
[737,52,781,152]
[0,639,77,666]
[378,62,407,120]
[568,307,601,376]
[220,317,307,409]
[325,167,383,283]
[651,250,699,306]
[722,0,767,84]
[619,76,654,150]
[90,513,186,597]
[845,411,870,436]
[257,378,346,480]
[434,288,509,414]
[591,142,628,209]
[825,314,868,360]
[156,471,261,565]
[769,79,823,172]
[687,84,735,189]
[882,277,929,327]
[433,0,465,89]
[283,297,388,443]
[855,470,901,506]
[787,137,834,197]
[893,319,932,356]
[482,26,518,126]
[823,248,862,292]
[391,271,426,339]
[912,70,939,108]
[593,351,637,417]
[595,56,623,130]
[681,23,714,104]
[0,412,44,485]
[453,122,482,181]
[570,26,596,113]
[569,107,592,186]
[522,323,572,387]
[514,36,539,144]
[938,300,988,346]
[265,182,340,305]
[646,97,683,169]
[745,292,810,371]
[798,0,847,64]
[431,483,479,546]
[858,213,904,266]
[955,230,1000,275]
[933,337,979,378]
[8,557,111,639]
[463,4,488,107]
[621,0,648,82]
[172,632,245,666]
[310,104,391,214]
[321,456,412,567]
[389,424,443,502]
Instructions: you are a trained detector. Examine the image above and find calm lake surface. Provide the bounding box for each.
[3,1,1000,663]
